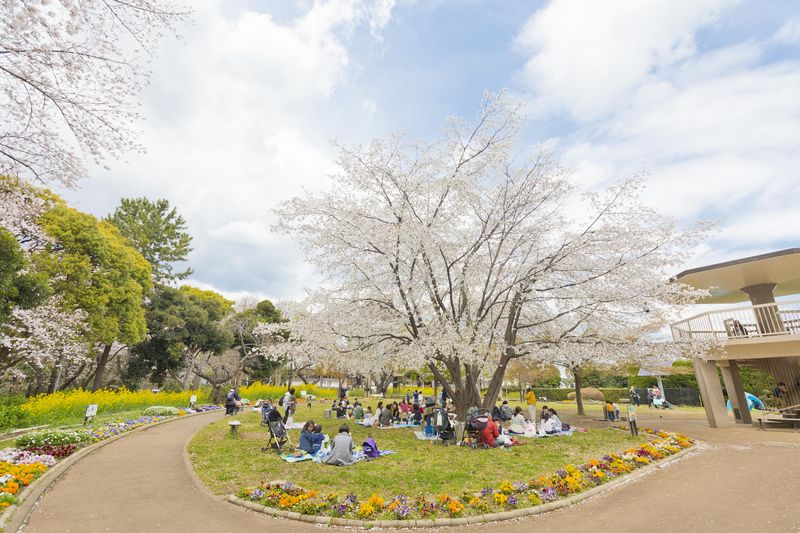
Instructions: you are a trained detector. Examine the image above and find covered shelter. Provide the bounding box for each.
[671,248,800,428]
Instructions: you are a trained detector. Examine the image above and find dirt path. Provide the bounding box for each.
[20,411,800,532]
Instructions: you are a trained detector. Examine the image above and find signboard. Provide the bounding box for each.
[84,404,98,424]
[189,395,197,406]
[627,405,637,422]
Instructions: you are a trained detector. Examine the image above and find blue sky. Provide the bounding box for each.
[59,0,800,303]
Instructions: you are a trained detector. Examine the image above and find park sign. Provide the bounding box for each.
[84,404,98,424]
[189,395,197,407]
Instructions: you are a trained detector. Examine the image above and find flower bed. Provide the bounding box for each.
[15,428,92,448]
[143,406,181,417]
[239,429,695,522]
[0,461,50,509]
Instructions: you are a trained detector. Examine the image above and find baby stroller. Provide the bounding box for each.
[261,407,294,453]
[461,408,490,449]
[435,409,456,446]
[652,397,673,409]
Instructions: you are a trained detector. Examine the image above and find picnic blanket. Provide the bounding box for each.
[414,431,438,441]
[310,449,396,464]
[518,429,574,438]
[285,421,305,430]
[377,422,420,429]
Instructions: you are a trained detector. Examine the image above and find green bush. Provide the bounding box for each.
[143,406,180,416]
[16,428,92,448]
[0,395,28,430]
[598,388,628,401]
[348,388,367,399]
[567,387,605,401]
[531,388,572,401]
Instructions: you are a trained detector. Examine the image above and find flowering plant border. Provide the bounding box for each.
[235,429,696,526]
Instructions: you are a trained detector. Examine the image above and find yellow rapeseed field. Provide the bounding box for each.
[21,388,211,424]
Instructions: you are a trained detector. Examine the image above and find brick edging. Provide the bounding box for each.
[0,409,221,532]
[225,441,703,528]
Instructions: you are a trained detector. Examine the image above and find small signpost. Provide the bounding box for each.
[627,405,638,436]
[189,395,197,408]
[84,404,98,425]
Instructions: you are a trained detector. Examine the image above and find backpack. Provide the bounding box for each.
[226,390,235,402]
[362,437,380,458]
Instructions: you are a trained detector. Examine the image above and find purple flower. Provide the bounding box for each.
[541,487,558,502]
[603,455,613,462]
[250,488,265,500]
[507,495,518,507]
[344,493,358,506]
[480,487,492,496]
[512,481,527,492]
[556,469,567,479]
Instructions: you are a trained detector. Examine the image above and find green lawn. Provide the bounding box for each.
[188,402,646,498]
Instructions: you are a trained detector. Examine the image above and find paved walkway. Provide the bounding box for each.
[20,411,800,532]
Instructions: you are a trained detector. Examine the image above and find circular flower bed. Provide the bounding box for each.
[239,429,695,522]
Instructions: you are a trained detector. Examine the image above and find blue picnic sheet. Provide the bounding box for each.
[281,449,397,464]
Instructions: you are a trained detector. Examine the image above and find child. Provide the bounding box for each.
[605,401,615,421]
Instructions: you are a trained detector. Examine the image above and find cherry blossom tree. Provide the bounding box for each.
[1,0,189,186]
[0,297,89,385]
[275,92,707,417]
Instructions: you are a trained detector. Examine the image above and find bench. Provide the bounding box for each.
[756,416,800,432]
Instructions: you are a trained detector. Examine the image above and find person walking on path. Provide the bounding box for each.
[525,388,538,423]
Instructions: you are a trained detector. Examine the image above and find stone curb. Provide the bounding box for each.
[0,408,221,533]
[225,441,701,529]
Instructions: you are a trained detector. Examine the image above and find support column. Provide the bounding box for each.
[719,361,752,424]
[694,359,730,428]
[740,283,785,334]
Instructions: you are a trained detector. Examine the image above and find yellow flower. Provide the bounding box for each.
[367,494,384,508]
[494,492,508,505]
[447,499,465,516]
[357,502,376,518]
[498,481,514,494]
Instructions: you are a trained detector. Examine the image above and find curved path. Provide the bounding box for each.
[19,412,800,532]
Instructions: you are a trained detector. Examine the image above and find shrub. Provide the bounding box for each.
[0,395,28,431]
[143,406,180,416]
[566,388,605,401]
[16,428,92,448]
[348,388,367,398]
[531,388,572,401]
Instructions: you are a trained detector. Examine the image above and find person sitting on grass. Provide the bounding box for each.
[373,402,384,426]
[325,424,355,466]
[353,401,364,421]
[480,416,512,447]
[508,406,527,434]
[299,420,318,454]
[500,400,514,422]
[311,424,325,453]
[390,401,401,423]
[545,408,563,433]
[379,403,393,427]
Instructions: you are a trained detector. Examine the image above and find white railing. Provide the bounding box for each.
[671,299,800,342]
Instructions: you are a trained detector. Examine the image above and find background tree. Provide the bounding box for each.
[34,205,152,391]
[0,228,49,324]
[1,1,189,186]
[124,285,232,388]
[106,197,193,284]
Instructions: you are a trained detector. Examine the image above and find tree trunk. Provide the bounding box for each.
[91,344,113,392]
[211,383,223,404]
[573,366,585,416]
[46,364,59,394]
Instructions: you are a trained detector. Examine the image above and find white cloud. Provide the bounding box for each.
[59,0,396,302]
[774,17,800,44]
[516,0,737,120]
[516,1,800,273]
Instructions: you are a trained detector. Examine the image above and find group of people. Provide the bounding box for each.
[473,403,565,447]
